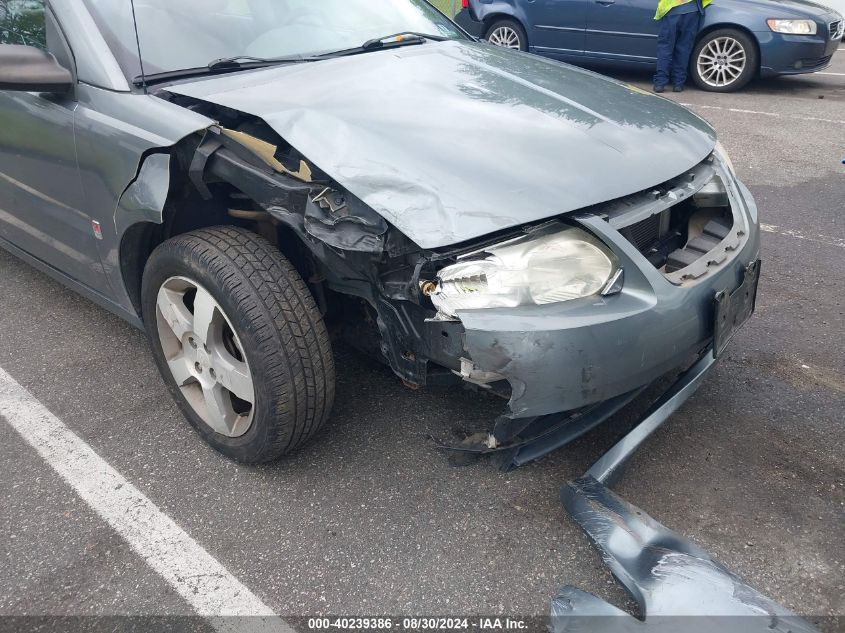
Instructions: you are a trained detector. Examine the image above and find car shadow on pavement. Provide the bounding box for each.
[585,64,844,100]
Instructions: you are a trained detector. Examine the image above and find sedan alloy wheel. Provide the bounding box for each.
[488,25,522,49]
[691,28,758,92]
[697,36,747,88]
[155,276,255,438]
[142,226,335,463]
[484,18,528,51]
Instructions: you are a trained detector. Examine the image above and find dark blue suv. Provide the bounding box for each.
[454,0,843,91]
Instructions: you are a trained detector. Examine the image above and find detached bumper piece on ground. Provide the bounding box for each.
[551,351,819,633]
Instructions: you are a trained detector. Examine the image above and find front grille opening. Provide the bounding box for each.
[665,205,733,273]
[619,174,734,274]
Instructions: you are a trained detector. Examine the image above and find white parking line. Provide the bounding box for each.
[760,223,845,249]
[0,366,292,633]
[816,72,845,76]
[680,103,845,125]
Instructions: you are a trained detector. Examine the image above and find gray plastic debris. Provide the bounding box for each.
[550,348,820,633]
[551,475,819,633]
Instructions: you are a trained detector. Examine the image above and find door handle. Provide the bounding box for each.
[595,0,616,5]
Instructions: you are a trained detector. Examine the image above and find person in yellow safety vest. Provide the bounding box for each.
[653,0,712,93]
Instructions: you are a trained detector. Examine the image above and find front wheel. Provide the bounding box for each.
[141,226,335,463]
[485,18,528,51]
[690,29,758,92]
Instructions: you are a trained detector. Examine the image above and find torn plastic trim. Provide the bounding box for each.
[429,386,644,465]
[587,351,715,487]
[553,478,820,633]
[198,126,389,254]
[551,350,820,633]
[591,155,750,286]
[114,151,174,318]
[115,151,172,236]
[433,347,713,469]
[190,124,315,201]
[663,161,750,285]
[305,192,389,253]
[219,127,313,182]
[598,160,718,230]
[455,357,505,388]
[501,386,645,470]
[193,127,442,385]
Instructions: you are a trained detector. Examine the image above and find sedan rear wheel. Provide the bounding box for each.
[485,18,528,51]
[691,29,758,92]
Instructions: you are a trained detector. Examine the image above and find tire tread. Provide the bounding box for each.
[143,226,334,462]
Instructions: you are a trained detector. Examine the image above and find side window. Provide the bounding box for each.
[0,0,46,49]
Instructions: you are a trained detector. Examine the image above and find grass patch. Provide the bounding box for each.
[429,0,458,17]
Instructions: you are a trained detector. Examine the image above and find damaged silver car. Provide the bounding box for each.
[0,0,760,464]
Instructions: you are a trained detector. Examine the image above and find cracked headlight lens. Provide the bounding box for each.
[766,18,817,34]
[430,227,616,319]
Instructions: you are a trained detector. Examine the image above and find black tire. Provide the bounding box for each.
[484,18,528,52]
[690,28,758,93]
[141,226,335,463]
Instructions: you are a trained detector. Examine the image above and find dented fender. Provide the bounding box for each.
[115,152,172,237]
[71,83,213,323]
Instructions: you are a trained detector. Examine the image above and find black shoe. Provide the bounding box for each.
[653,85,665,93]
[672,85,684,92]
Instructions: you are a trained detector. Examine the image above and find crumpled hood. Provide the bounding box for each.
[169,41,716,249]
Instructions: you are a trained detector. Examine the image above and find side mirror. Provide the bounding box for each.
[0,44,73,93]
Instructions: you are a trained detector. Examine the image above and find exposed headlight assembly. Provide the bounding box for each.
[766,18,817,35]
[430,226,617,319]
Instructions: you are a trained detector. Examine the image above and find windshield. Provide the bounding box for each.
[82,0,465,81]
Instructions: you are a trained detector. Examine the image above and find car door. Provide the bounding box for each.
[584,0,659,63]
[522,0,589,57]
[0,0,109,293]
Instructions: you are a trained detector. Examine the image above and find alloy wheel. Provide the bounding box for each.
[487,26,522,49]
[697,36,747,88]
[155,276,255,438]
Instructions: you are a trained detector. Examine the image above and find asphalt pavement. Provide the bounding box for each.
[0,50,843,631]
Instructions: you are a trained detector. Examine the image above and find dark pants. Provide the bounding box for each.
[654,11,701,88]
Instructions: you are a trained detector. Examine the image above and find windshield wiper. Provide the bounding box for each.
[133,33,450,86]
[207,55,280,70]
[362,31,448,48]
[133,55,311,87]
[316,32,449,59]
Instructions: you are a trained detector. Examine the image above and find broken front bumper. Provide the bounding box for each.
[458,180,760,421]
[551,345,818,633]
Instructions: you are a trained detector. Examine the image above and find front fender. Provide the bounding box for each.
[472,0,526,29]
